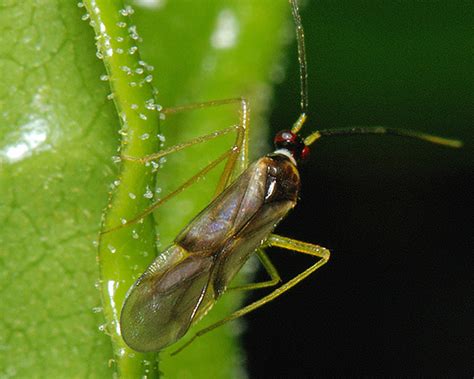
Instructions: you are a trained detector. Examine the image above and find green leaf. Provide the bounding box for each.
[0,1,289,377]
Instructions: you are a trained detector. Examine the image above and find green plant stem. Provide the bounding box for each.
[84,1,161,377]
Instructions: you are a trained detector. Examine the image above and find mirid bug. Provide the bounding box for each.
[116,0,461,353]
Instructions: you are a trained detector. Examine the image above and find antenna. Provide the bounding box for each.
[290,0,308,116]
[287,0,462,150]
[303,126,462,148]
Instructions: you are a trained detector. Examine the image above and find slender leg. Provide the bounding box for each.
[103,149,234,234]
[126,97,250,194]
[165,98,251,192]
[122,125,238,163]
[228,249,281,291]
[208,98,249,194]
[108,98,251,232]
[171,234,330,355]
[162,98,244,115]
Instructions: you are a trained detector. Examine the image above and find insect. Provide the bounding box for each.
[117,0,461,353]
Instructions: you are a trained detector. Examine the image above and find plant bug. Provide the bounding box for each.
[115,0,462,354]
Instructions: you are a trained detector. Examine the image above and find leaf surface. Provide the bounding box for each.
[0,1,289,377]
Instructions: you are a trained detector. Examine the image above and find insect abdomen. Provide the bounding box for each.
[176,154,300,255]
[210,154,301,295]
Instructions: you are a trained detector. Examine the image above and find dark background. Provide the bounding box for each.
[244,1,473,377]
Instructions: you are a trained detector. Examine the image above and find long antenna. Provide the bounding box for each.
[288,0,462,150]
[303,126,463,148]
[290,0,308,116]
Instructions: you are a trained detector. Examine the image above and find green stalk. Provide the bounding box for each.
[83,1,161,377]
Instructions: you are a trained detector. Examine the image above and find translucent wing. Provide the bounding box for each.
[121,155,300,352]
[120,244,214,352]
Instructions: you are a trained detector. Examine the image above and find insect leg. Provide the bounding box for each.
[125,97,250,195]
[165,98,250,192]
[228,249,281,291]
[103,148,234,233]
[163,98,250,177]
[122,125,239,163]
[211,98,249,194]
[110,98,251,233]
[162,98,245,115]
[171,234,330,355]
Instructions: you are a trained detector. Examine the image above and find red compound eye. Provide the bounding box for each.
[274,130,308,163]
[300,146,310,162]
[274,130,297,146]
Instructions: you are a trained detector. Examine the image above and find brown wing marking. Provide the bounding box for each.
[177,160,266,255]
